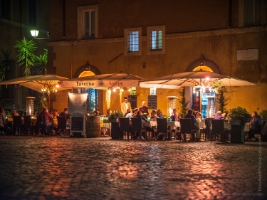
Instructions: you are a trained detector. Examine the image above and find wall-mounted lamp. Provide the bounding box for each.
[30,29,39,37]
[30,29,50,40]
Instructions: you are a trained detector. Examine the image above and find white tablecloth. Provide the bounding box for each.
[222,122,250,132]
[146,121,180,129]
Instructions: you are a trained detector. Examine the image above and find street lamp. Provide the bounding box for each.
[30,29,39,38]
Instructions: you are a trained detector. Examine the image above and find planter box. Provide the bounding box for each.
[230,120,244,143]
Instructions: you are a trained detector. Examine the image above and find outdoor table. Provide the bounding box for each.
[222,121,250,132]
[148,121,180,128]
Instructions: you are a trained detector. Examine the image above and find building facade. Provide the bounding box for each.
[48,0,267,115]
[0,0,49,110]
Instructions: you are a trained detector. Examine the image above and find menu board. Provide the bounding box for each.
[71,116,84,131]
[148,95,157,109]
[128,95,137,109]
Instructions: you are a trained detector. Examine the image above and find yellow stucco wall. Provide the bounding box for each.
[50,27,267,115]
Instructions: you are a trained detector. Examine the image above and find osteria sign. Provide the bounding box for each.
[60,80,139,88]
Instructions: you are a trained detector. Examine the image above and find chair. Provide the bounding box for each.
[13,116,22,135]
[180,118,194,141]
[211,120,225,142]
[57,116,67,135]
[23,115,32,135]
[119,118,131,139]
[36,115,46,135]
[131,117,145,139]
[156,118,168,140]
[262,121,267,142]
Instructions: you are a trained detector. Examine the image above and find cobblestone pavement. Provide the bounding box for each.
[0,136,266,200]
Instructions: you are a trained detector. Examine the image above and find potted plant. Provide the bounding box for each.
[259,109,267,120]
[229,106,250,143]
[108,110,123,122]
[229,106,250,125]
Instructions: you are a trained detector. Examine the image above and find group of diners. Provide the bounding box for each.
[0,107,70,136]
[115,97,267,142]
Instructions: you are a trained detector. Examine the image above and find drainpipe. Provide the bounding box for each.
[63,0,66,40]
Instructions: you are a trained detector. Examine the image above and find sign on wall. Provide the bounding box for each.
[237,49,258,60]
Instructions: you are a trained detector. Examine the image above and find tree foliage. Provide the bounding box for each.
[179,87,189,117]
[216,87,228,113]
[35,49,48,74]
[0,49,15,81]
[14,38,37,76]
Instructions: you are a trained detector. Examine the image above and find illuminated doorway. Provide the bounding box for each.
[78,70,98,112]
[187,57,220,118]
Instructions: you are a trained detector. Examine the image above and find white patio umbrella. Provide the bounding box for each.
[0,74,70,109]
[140,71,256,87]
[0,74,69,92]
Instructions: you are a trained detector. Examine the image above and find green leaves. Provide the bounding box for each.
[179,87,189,117]
[0,49,15,81]
[14,38,48,76]
[35,49,48,74]
[229,106,250,121]
[14,38,36,76]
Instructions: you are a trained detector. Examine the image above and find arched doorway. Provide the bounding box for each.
[75,62,101,112]
[187,57,220,118]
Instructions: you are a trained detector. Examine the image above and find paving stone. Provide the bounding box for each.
[0,136,266,199]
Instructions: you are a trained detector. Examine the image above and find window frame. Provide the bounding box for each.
[77,5,98,40]
[0,0,12,20]
[124,27,142,56]
[147,26,165,55]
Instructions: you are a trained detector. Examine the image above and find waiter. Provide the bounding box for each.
[121,97,132,116]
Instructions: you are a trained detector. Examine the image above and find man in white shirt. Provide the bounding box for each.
[121,97,132,116]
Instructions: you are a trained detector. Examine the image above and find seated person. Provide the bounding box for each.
[184,109,199,132]
[53,109,59,135]
[93,108,100,116]
[150,110,157,121]
[139,101,149,118]
[156,109,164,119]
[12,109,19,117]
[125,109,133,118]
[134,110,154,139]
[170,108,180,122]
[248,111,262,140]
[39,108,53,135]
[214,111,223,119]
[106,109,111,118]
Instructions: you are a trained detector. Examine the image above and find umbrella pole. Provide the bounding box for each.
[48,94,51,111]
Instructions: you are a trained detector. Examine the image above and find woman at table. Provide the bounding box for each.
[135,111,154,139]
[156,109,164,119]
[150,110,157,121]
[139,101,149,118]
[12,109,19,117]
[0,108,6,135]
[39,108,53,136]
[53,109,59,135]
[171,108,180,122]
[248,111,262,140]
